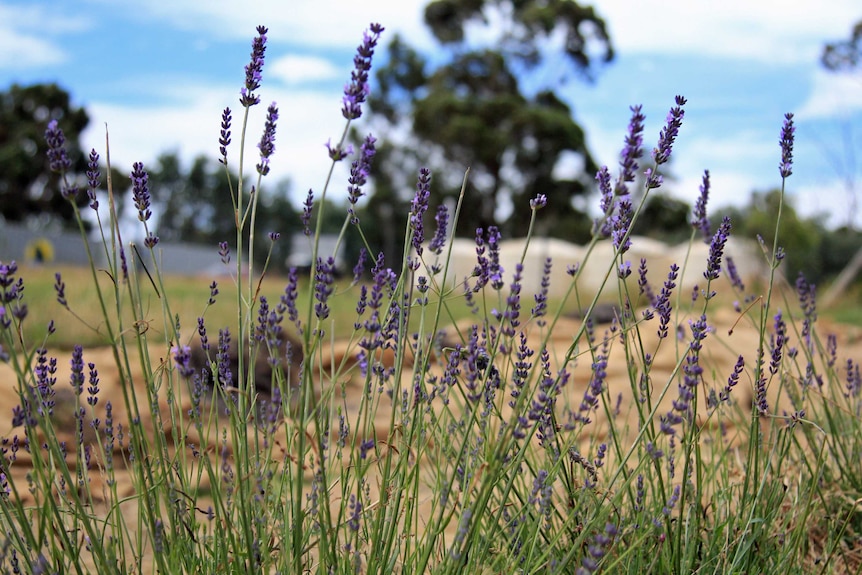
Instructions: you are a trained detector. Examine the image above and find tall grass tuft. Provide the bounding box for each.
[1,23,860,575]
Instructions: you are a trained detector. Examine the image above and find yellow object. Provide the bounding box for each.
[24,238,55,264]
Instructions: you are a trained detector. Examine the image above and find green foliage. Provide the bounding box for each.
[0,83,91,228]
[631,192,692,243]
[366,0,613,241]
[716,189,827,281]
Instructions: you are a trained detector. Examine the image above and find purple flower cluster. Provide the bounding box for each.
[256,102,278,175]
[531,258,552,325]
[769,310,787,375]
[576,342,608,425]
[654,264,679,339]
[719,355,744,403]
[314,257,336,321]
[796,272,817,350]
[616,105,646,196]
[347,134,377,223]
[172,345,195,379]
[0,261,26,328]
[779,112,795,178]
[45,120,72,174]
[410,168,432,258]
[86,149,101,209]
[661,315,708,435]
[131,162,158,246]
[703,216,732,283]
[301,189,314,236]
[218,107,232,164]
[652,95,687,166]
[240,26,268,107]
[576,523,617,575]
[428,205,449,257]
[342,23,384,120]
[692,170,711,240]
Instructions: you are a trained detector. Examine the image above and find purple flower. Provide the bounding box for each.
[770,310,787,375]
[172,345,195,379]
[754,346,768,414]
[576,523,617,575]
[216,329,233,389]
[720,355,744,402]
[652,95,687,166]
[86,149,101,209]
[611,198,633,253]
[301,189,314,236]
[359,438,375,460]
[69,344,84,396]
[692,170,711,240]
[256,102,278,175]
[45,119,72,174]
[87,361,99,407]
[218,241,230,265]
[218,107,232,164]
[595,166,613,236]
[704,216,732,282]
[347,134,377,223]
[54,272,67,307]
[352,248,367,284]
[325,139,352,162]
[530,194,547,209]
[342,23,385,120]
[240,26,268,107]
[428,204,449,256]
[654,264,679,339]
[531,258,552,325]
[131,162,152,222]
[637,258,655,304]
[197,317,209,352]
[314,257,336,320]
[725,256,745,292]
[410,168,432,255]
[779,112,795,178]
[282,267,300,329]
[616,105,646,196]
[502,264,523,337]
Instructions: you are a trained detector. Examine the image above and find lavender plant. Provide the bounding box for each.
[0,23,860,575]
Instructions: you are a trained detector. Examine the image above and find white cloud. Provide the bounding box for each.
[793,179,859,228]
[796,69,862,119]
[121,0,434,50]
[0,5,90,69]
[596,0,860,64]
[269,55,341,84]
[82,81,355,204]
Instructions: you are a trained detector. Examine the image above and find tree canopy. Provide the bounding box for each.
[361,0,614,254]
[0,83,91,228]
[822,20,862,72]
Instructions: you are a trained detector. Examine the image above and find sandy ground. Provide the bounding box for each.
[2,306,860,570]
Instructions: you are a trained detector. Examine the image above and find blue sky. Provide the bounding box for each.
[2,0,861,229]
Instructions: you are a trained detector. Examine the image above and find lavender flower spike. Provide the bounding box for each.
[240,26,268,107]
[256,102,278,175]
[779,112,795,178]
[652,95,687,165]
[615,105,646,196]
[131,162,152,222]
[410,168,432,255]
[342,23,385,120]
[691,170,711,240]
[45,120,72,173]
[704,215,732,282]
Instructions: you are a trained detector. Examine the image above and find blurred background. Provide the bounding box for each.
[1,0,861,288]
